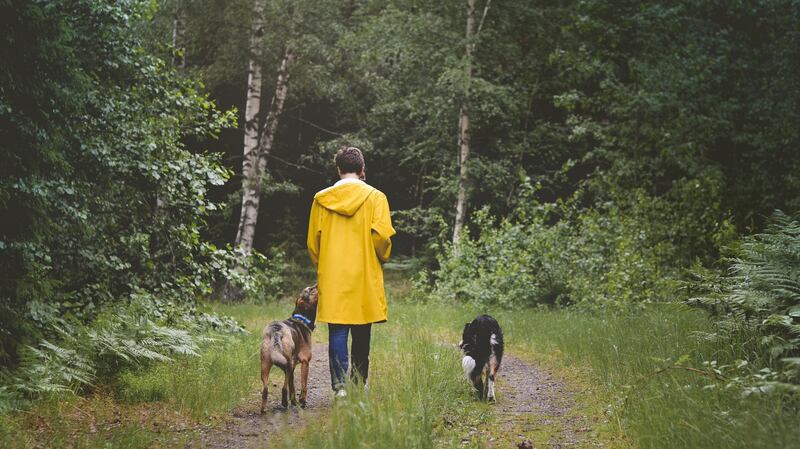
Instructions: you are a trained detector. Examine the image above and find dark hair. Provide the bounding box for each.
[334,146,365,175]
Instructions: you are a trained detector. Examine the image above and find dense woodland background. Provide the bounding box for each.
[1,0,799,446]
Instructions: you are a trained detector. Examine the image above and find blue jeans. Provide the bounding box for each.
[328,323,372,391]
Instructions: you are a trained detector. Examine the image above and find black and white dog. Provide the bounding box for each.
[459,315,504,401]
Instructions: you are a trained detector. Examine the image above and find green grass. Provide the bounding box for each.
[0,393,195,449]
[261,296,798,449]
[116,335,255,419]
[0,301,290,448]
[3,275,798,449]
[212,296,491,449]
[284,331,473,449]
[112,301,293,421]
[487,303,800,449]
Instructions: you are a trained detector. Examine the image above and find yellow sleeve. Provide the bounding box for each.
[307,199,321,266]
[371,192,396,262]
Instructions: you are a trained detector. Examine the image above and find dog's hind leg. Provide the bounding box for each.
[287,362,298,406]
[298,358,310,408]
[260,353,272,413]
[487,356,499,402]
[481,364,490,400]
[280,365,290,407]
[279,363,298,407]
[470,366,484,399]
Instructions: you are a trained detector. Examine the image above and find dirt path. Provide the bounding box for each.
[490,353,593,448]
[191,342,331,449]
[190,345,592,449]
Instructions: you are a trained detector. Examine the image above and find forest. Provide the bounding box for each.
[1,0,799,448]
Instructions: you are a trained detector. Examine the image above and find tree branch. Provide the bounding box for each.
[286,114,343,136]
[476,0,493,36]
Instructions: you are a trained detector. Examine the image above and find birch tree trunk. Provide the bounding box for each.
[256,48,294,177]
[452,0,476,246]
[171,0,186,68]
[233,0,266,256]
[222,0,265,302]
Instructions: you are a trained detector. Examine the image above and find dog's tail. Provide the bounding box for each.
[270,329,282,349]
[462,355,477,378]
[264,323,289,366]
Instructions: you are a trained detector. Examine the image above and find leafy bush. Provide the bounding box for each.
[431,208,566,308]
[205,245,289,301]
[427,178,716,309]
[688,210,800,388]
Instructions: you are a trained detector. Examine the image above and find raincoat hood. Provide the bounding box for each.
[314,181,375,217]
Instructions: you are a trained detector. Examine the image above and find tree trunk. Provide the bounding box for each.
[234,47,293,257]
[223,0,266,302]
[225,48,293,302]
[256,48,294,177]
[171,0,186,68]
[452,0,476,246]
[233,0,267,255]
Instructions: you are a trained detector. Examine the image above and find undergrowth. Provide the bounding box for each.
[688,210,800,390]
[3,277,798,449]
[491,304,800,449]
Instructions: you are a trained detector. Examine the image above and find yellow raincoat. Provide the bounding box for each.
[307,179,396,324]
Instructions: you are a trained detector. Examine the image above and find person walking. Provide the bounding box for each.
[306,146,395,396]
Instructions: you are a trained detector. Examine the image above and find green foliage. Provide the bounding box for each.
[148,0,799,276]
[0,293,245,412]
[428,175,723,308]
[689,210,800,387]
[117,334,254,418]
[0,0,279,396]
[205,245,289,301]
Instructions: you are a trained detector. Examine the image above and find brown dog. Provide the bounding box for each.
[260,285,318,412]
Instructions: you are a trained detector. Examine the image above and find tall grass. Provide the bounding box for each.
[116,335,255,419]
[114,302,292,420]
[488,304,800,449]
[273,303,490,449]
[314,299,799,449]
[4,279,797,449]
[297,333,467,448]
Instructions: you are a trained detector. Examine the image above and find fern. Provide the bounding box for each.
[0,292,242,410]
[688,210,800,385]
[11,339,95,396]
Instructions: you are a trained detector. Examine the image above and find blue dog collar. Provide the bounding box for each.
[291,313,315,331]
